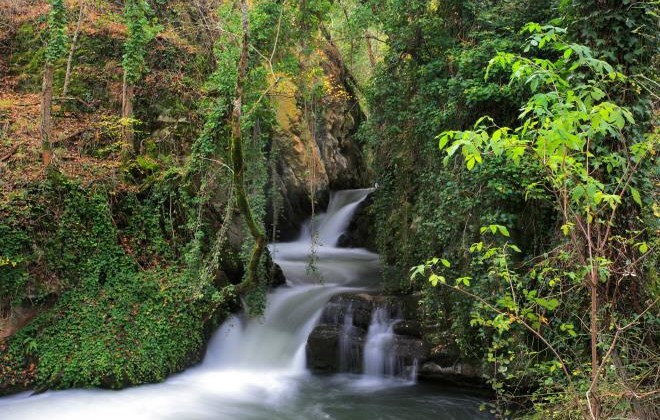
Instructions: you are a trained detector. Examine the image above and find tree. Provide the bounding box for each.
[430,24,656,418]
[62,0,85,97]
[121,0,159,158]
[230,0,267,294]
[40,0,67,167]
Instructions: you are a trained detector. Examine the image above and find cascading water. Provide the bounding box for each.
[338,304,360,373]
[363,306,398,377]
[362,306,417,381]
[0,189,489,420]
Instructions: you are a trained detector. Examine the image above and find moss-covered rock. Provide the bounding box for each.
[0,175,234,395]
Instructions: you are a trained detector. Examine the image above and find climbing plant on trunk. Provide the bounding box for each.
[40,0,67,167]
[121,0,160,158]
[231,0,268,295]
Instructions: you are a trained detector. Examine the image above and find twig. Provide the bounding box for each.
[0,144,18,162]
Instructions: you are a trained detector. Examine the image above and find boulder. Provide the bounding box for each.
[306,324,342,371]
[417,361,485,387]
[306,324,366,372]
[392,320,422,338]
[320,293,375,330]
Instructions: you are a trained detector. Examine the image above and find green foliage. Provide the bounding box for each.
[362,0,656,415]
[412,228,578,416]
[123,0,161,84]
[188,0,286,315]
[430,25,657,416]
[0,172,230,390]
[363,0,555,292]
[45,0,68,64]
[11,266,223,389]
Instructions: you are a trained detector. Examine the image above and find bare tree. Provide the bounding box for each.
[41,0,67,167]
[62,0,86,97]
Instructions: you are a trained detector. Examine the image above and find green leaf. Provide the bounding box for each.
[457,276,471,287]
[536,297,560,311]
[590,87,606,101]
[441,259,451,268]
[630,187,642,207]
[571,185,584,202]
[438,134,450,150]
[560,323,577,337]
[410,265,425,280]
[429,274,446,287]
[498,225,510,237]
[638,242,648,254]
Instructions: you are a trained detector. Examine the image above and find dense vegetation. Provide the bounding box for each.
[361,0,658,418]
[0,0,657,418]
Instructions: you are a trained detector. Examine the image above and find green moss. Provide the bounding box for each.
[10,23,46,90]
[11,266,221,389]
[1,174,230,391]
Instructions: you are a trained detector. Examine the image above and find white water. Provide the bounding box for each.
[0,189,488,419]
[338,303,356,372]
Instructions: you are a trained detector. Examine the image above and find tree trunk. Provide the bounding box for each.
[231,0,267,295]
[121,71,135,158]
[40,63,54,167]
[589,275,600,419]
[365,31,376,69]
[62,0,85,97]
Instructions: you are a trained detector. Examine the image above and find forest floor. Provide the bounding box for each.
[0,71,129,203]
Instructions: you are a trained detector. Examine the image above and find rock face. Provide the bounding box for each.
[306,293,427,376]
[267,45,369,241]
[336,194,376,251]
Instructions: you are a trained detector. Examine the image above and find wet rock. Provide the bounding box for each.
[321,293,375,330]
[268,260,286,288]
[306,324,365,372]
[309,290,487,389]
[417,361,485,387]
[392,335,429,366]
[383,293,420,321]
[306,325,342,371]
[336,195,376,251]
[392,320,422,338]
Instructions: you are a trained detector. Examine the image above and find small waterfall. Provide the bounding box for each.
[313,188,372,246]
[363,306,397,377]
[363,306,418,381]
[338,304,361,372]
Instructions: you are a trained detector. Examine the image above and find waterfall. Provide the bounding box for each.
[200,188,379,372]
[363,306,398,377]
[0,189,487,419]
[338,303,359,372]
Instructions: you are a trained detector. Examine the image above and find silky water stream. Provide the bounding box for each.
[0,189,490,419]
